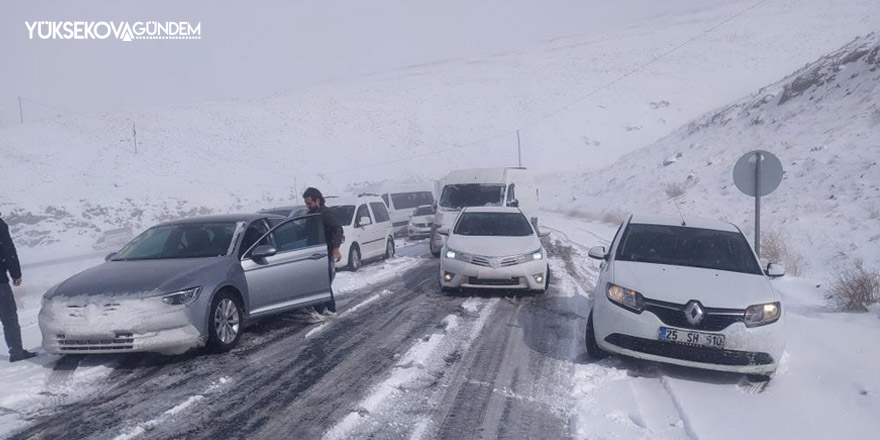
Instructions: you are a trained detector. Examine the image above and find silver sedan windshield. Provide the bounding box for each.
[113,222,238,260]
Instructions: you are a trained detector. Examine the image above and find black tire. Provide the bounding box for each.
[207,290,244,353]
[429,229,441,257]
[585,310,608,359]
[347,244,361,272]
[315,295,337,314]
[384,237,395,259]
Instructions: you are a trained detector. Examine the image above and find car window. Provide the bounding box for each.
[453,212,534,237]
[267,215,324,253]
[414,206,434,216]
[439,184,505,209]
[329,205,355,226]
[114,222,236,260]
[239,220,270,258]
[390,191,434,210]
[615,223,763,275]
[356,204,371,226]
[370,202,391,223]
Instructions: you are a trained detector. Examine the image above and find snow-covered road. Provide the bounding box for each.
[1,214,878,440]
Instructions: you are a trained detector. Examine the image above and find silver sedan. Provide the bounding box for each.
[39,213,335,355]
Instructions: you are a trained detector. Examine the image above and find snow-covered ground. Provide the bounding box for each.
[545,33,880,277]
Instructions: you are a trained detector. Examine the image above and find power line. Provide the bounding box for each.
[310,0,772,176]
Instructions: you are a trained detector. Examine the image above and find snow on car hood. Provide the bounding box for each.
[47,257,231,300]
[446,235,541,257]
[610,260,777,309]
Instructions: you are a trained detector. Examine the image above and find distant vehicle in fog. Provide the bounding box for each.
[407,205,435,238]
[431,167,538,257]
[92,226,134,251]
[584,214,786,380]
[369,184,435,236]
[40,213,334,355]
[438,207,550,293]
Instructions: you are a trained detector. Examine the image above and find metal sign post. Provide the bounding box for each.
[733,150,783,258]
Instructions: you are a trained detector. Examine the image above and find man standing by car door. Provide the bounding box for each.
[0,212,36,362]
[302,188,344,317]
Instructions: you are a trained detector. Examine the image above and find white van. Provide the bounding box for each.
[370,184,435,235]
[430,167,539,256]
[325,195,396,271]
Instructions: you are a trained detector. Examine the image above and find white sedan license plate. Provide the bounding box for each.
[659,327,725,349]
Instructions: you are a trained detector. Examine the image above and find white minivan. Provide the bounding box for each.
[373,185,435,236]
[430,167,539,256]
[325,196,396,271]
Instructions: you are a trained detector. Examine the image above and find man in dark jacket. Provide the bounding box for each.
[0,213,36,362]
[302,187,343,317]
[303,187,344,265]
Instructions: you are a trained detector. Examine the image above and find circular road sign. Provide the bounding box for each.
[733,150,783,197]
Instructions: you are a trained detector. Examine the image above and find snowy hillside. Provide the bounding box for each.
[1,0,878,261]
[545,33,880,276]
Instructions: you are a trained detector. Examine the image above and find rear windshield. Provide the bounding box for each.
[390,191,434,210]
[413,206,434,216]
[329,205,355,225]
[439,184,504,209]
[453,212,534,237]
[615,223,762,275]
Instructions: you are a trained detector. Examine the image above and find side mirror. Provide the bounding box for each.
[358,216,372,227]
[507,199,519,208]
[766,263,786,278]
[105,252,117,261]
[437,227,450,236]
[538,229,551,238]
[251,245,278,259]
[588,246,607,261]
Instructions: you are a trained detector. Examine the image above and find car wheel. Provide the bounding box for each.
[585,310,608,359]
[207,290,244,353]
[385,237,395,259]
[315,296,337,314]
[429,230,441,257]
[348,244,361,272]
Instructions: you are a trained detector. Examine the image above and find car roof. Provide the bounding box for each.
[460,207,524,214]
[629,214,740,233]
[259,205,303,212]
[159,213,280,226]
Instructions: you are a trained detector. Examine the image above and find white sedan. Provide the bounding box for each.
[585,214,786,379]
[439,207,550,292]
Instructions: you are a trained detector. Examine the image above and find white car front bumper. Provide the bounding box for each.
[592,296,785,374]
[440,257,548,290]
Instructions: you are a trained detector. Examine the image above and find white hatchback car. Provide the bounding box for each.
[585,215,786,378]
[325,196,395,271]
[439,207,550,292]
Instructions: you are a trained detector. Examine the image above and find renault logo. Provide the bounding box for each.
[684,301,704,326]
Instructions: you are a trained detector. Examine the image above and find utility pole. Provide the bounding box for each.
[516,129,522,167]
[132,121,138,154]
[19,96,23,123]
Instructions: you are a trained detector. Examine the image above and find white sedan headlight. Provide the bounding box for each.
[162,287,202,306]
[606,283,644,312]
[531,250,544,261]
[445,249,457,259]
[744,302,781,327]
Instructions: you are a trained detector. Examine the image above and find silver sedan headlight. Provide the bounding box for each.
[162,287,202,306]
